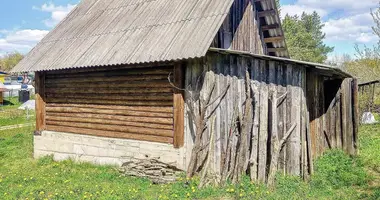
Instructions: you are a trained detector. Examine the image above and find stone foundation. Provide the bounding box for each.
[34,131,187,170]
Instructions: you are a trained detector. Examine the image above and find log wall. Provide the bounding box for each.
[42,66,176,144]
[184,52,358,179]
[211,0,264,54]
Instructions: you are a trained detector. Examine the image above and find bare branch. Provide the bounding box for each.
[167,72,186,91]
[205,84,231,108]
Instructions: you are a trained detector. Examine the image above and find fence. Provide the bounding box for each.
[358,80,380,118]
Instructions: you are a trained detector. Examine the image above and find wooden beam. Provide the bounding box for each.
[264,36,284,43]
[35,71,46,133]
[261,24,280,31]
[173,63,185,148]
[258,10,276,18]
[267,48,287,53]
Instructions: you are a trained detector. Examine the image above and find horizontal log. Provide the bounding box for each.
[46,98,173,106]
[267,48,287,53]
[46,94,173,101]
[45,63,174,75]
[46,116,173,130]
[46,107,173,118]
[46,68,173,79]
[261,24,280,31]
[46,80,171,89]
[47,112,173,125]
[45,75,169,84]
[46,125,174,144]
[258,10,276,18]
[45,87,173,94]
[46,121,173,137]
[264,36,284,43]
[46,103,173,113]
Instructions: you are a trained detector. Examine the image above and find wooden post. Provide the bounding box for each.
[352,79,359,154]
[35,71,46,133]
[173,64,185,148]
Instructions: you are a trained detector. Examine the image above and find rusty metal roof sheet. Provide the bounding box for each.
[12,0,235,72]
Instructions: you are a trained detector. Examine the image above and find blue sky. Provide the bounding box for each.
[0,0,378,62]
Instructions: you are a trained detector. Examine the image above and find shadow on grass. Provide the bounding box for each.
[2,99,15,106]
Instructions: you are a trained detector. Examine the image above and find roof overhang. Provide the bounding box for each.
[208,48,352,79]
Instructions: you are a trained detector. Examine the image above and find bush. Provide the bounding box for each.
[311,150,369,189]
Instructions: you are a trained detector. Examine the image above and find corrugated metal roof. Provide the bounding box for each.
[257,0,289,58]
[209,48,351,78]
[12,0,235,72]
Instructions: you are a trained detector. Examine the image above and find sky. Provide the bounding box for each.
[0,0,378,62]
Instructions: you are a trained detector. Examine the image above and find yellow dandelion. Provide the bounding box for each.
[84,195,87,198]
[231,188,235,192]
[240,193,244,197]
[39,191,45,195]
[70,191,74,194]
[4,193,7,195]
[187,193,190,197]
[192,189,195,193]
[266,191,270,194]
[24,178,27,181]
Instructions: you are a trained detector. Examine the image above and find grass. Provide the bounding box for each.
[0,107,379,199]
[0,97,35,126]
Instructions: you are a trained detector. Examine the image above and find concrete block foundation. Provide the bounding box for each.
[34,131,187,170]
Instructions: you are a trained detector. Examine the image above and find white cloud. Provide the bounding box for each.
[323,13,376,43]
[34,2,76,27]
[281,0,378,46]
[298,0,378,14]
[281,5,328,18]
[0,29,49,54]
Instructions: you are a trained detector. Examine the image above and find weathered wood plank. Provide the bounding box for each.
[258,84,268,182]
[35,72,46,132]
[46,121,173,137]
[46,125,174,144]
[46,104,173,113]
[46,112,173,125]
[173,63,185,148]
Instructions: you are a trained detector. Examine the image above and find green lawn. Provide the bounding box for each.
[0,106,379,199]
[0,97,35,126]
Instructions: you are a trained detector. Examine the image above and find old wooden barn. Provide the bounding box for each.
[12,0,358,182]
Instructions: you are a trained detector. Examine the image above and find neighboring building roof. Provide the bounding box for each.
[208,48,352,78]
[358,80,380,87]
[12,0,287,73]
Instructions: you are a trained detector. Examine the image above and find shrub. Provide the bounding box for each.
[311,150,369,189]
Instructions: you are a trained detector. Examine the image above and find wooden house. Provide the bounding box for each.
[12,0,358,180]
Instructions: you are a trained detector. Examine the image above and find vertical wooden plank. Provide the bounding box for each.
[336,92,342,149]
[35,71,46,132]
[341,79,348,153]
[346,79,354,155]
[352,79,359,154]
[173,63,185,148]
[300,68,307,179]
[285,64,293,174]
[250,80,260,181]
[288,66,301,176]
[258,84,268,182]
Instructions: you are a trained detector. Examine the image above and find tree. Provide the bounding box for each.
[0,52,24,72]
[282,12,334,63]
[343,3,380,83]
